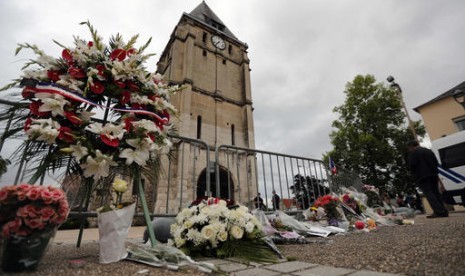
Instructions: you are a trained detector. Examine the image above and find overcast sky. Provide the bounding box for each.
[1,0,465,184]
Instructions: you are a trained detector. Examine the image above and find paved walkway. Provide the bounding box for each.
[54,227,401,276]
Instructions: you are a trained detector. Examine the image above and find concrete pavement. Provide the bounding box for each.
[53,227,402,276]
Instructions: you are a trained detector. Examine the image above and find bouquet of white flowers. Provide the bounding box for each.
[169,198,278,263]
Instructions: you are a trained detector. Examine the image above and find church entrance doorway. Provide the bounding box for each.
[196,167,234,200]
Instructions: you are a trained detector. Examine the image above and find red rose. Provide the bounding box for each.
[47,70,61,82]
[41,188,53,204]
[41,206,56,219]
[100,134,119,147]
[68,66,86,79]
[26,187,41,201]
[62,49,73,62]
[110,48,127,61]
[87,41,93,47]
[90,80,105,94]
[24,217,44,229]
[51,189,64,202]
[22,87,35,99]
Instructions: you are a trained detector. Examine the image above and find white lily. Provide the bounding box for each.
[119,148,150,166]
[36,92,69,117]
[69,142,88,161]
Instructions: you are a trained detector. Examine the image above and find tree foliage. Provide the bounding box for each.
[326,75,425,194]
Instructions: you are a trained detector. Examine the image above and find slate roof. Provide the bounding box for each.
[185,1,239,41]
[414,81,465,112]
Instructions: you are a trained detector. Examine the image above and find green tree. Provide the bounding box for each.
[326,75,425,194]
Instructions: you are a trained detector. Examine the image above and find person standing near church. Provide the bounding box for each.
[272,190,280,210]
[407,140,448,218]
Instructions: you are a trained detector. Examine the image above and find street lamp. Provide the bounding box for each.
[453,89,465,110]
[386,75,419,143]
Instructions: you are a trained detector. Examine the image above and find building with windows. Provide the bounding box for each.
[153,2,257,212]
[414,81,465,141]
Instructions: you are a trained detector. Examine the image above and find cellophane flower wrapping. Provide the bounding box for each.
[97,202,135,263]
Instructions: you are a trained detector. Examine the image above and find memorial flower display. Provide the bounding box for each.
[97,177,136,264]
[2,21,181,184]
[313,194,343,226]
[0,184,69,272]
[170,198,278,262]
[0,184,69,238]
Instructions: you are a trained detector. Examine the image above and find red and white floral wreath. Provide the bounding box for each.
[16,22,181,180]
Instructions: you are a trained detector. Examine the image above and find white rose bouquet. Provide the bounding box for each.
[169,198,279,263]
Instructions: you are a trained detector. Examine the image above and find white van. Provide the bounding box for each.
[431,131,465,206]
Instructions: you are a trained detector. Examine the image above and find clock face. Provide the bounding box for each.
[211,35,226,50]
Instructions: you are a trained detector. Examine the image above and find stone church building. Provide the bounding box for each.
[152,2,258,213]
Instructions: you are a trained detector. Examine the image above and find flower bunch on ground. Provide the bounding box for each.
[170,198,277,262]
[362,184,381,207]
[0,184,69,237]
[313,194,342,226]
[96,177,134,213]
[4,21,181,181]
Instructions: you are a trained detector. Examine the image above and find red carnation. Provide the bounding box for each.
[68,66,86,79]
[100,134,119,147]
[90,80,105,94]
[110,48,127,61]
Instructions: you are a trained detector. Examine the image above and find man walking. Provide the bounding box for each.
[272,190,280,210]
[408,140,448,218]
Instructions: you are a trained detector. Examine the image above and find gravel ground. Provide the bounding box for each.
[279,211,465,275]
[3,211,465,275]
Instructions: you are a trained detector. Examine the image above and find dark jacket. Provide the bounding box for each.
[408,146,439,182]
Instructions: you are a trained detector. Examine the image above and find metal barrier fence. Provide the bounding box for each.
[216,144,335,211]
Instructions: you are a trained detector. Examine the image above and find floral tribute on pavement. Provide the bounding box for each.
[169,197,280,263]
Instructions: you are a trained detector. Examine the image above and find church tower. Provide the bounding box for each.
[155,2,257,212]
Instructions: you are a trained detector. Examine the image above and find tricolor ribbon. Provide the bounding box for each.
[26,82,169,125]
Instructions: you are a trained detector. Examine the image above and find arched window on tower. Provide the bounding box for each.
[197,115,202,139]
[231,124,235,145]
